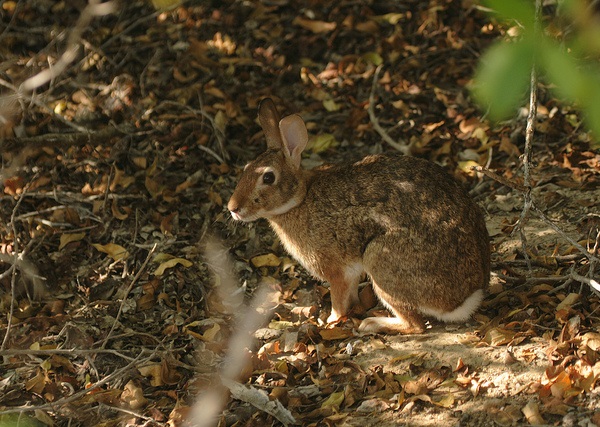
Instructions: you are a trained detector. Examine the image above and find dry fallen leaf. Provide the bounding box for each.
[250,253,281,268]
[25,370,48,394]
[121,380,148,409]
[319,327,354,341]
[292,16,336,33]
[185,322,221,342]
[111,199,130,220]
[482,327,517,346]
[154,257,193,276]
[139,360,180,387]
[522,400,544,425]
[92,243,129,261]
[320,390,345,409]
[59,232,86,250]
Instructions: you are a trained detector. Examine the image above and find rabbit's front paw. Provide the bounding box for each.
[326,311,343,324]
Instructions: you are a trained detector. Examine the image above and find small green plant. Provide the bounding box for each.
[473,0,600,146]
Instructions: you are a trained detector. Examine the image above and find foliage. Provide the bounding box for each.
[473,0,600,146]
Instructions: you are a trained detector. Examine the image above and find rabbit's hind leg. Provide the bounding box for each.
[358,305,425,334]
[358,278,425,334]
[360,235,426,334]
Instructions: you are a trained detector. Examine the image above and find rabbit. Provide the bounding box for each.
[227,98,490,334]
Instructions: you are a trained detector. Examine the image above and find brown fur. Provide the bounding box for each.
[228,99,490,334]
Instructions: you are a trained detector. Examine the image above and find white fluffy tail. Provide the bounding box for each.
[420,289,484,322]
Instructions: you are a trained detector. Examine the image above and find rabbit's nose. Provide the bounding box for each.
[227,199,240,213]
[228,204,244,221]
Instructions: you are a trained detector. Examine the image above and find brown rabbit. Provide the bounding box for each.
[228,99,490,334]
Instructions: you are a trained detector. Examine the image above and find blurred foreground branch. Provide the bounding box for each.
[19,1,115,94]
[192,239,295,427]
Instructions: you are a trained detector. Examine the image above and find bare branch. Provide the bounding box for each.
[0,348,155,415]
[20,2,116,93]
[0,125,125,152]
[532,205,600,264]
[368,65,411,155]
[571,271,600,294]
[100,243,158,349]
[517,0,541,273]
[472,166,527,192]
[190,239,293,426]
[0,179,45,351]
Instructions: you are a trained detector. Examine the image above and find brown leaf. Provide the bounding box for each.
[92,243,129,261]
[482,327,517,346]
[522,400,545,425]
[160,212,178,235]
[250,253,281,268]
[154,257,193,276]
[59,232,86,250]
[25,370,48,394]
[145,175,163,199]
[292,16,336,33]
[3,176,24,196]
[581,332,600,351]
[139,364,163,387]
[549,370,572,398]
[111,200,130,220]
[121,380,148,409]
[111,167,135,190]
[319,327,354,341]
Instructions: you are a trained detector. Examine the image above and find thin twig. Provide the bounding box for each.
[195,96,229,161]
[198,143,226,164]
[0,2,115,138]
[0,191,146,203]
[20,2,115,93]
[0,179,36,351]
[472,166,527,192]
[0,348,154,415]
[571,271,600,294]
[0,79,89,133]
[153,99,228,162]
[367,65,411,155]
[515,0,543,274]
[100,243,158,349]
[532,205,600,264]
[0,125,125,152]
[0,348,137,362]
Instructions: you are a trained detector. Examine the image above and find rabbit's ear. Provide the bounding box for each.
[258,98,283,150]
[279,114,308,168]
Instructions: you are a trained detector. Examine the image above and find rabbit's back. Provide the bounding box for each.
[306,154,487,251]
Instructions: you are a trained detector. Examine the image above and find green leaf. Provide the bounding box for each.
[539,40,588,102]
[306,133,339,153]
[151,0,182,10]
[373,13,406,25]
[580,76,600,146]
[484,0,536,30]
[472,40,534,120]
[0,414,44,427]
[362,51,383,66]
[539,40,600,144]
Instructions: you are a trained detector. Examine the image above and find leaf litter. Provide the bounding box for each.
[0,1,599,426]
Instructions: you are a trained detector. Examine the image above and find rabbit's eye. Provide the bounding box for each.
[262,171,275,185]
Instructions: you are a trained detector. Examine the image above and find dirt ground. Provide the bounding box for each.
[1,1,599,427]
